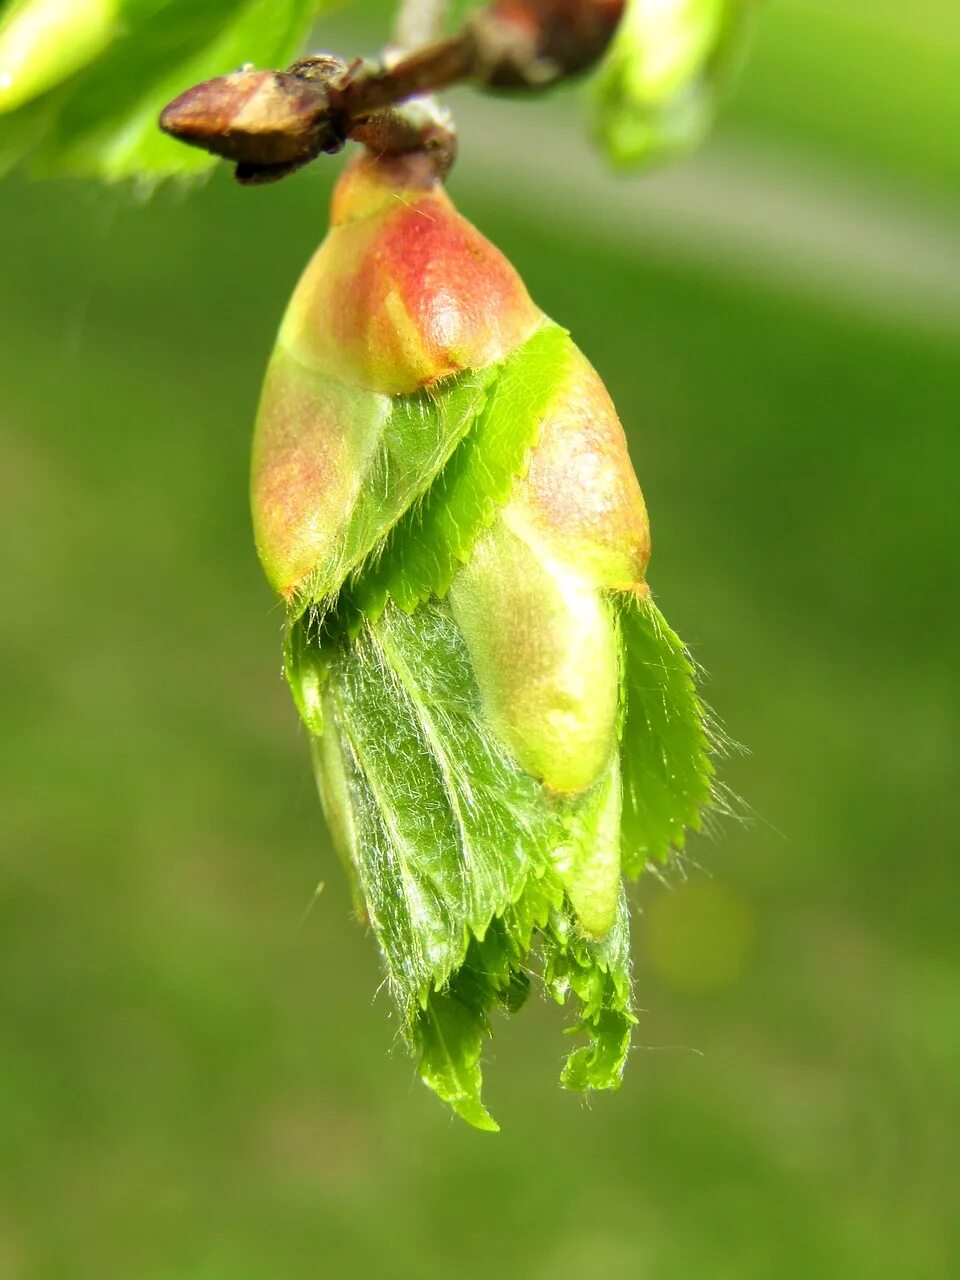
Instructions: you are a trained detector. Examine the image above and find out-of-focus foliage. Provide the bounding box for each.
[728,0,960,200]
[0,0,336,182]
[594,0,753,167]
[0,0,760,184]
[0,0,958,1273]
[0,0,117,113]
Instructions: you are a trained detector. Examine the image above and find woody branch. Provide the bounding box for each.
[159,0,625,184]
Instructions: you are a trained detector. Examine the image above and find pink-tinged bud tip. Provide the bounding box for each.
[278,152,544,395]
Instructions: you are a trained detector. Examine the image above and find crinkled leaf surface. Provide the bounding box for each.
[314,599,561,1001]
[289,597,641,1127]
[0,0,336,181]
[547,890,635,1092]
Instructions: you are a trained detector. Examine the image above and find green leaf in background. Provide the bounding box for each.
[0,0,335,182]
[594,0,754,168]
[0,0,117,113]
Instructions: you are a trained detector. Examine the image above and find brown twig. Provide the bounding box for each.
[159,0,625,185]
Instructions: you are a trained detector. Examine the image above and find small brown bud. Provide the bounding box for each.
[159,67,344,171]
[470,0,625,89]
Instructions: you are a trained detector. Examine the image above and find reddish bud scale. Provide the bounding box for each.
[252,354,386,597]
[253,151,545,600]
[281,152,543,395]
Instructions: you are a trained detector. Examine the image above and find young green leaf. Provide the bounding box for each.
[620,597,714,875]
[417,994,501,1133]
[352,322,574,619]
[546,892,635,1092]
[309,598,566,1003]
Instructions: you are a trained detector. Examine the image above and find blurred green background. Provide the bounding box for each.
[1,2,958,1276]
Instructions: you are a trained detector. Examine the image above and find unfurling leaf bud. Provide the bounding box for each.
[253,150,714,1128]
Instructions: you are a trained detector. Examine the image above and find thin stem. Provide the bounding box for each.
[159,1,626,183]
[330,33,476,120]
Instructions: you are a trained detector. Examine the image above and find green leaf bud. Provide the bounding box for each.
[255,151,716,1127]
